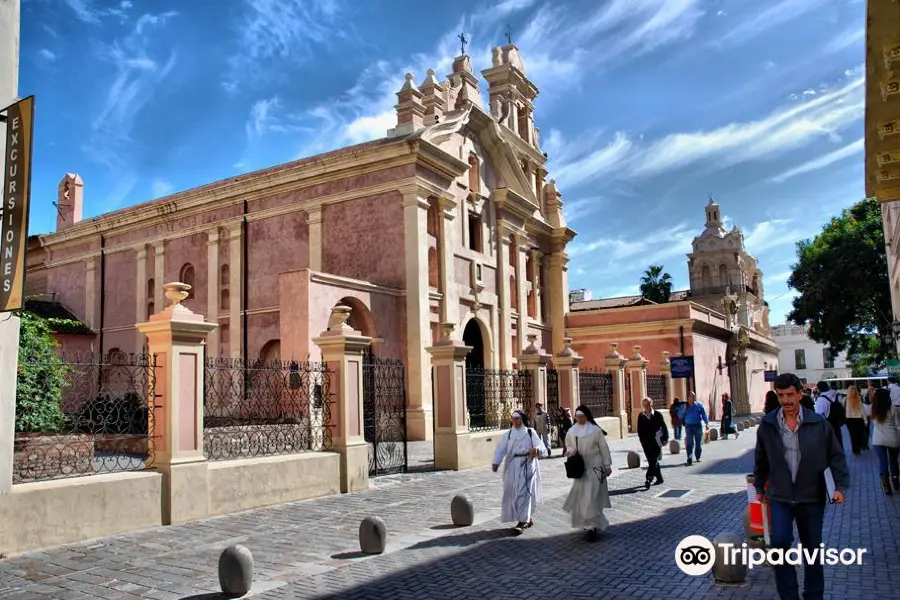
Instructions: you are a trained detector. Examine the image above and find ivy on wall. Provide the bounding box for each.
[14,311,75,433]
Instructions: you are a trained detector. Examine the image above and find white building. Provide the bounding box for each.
[770,323,852,383]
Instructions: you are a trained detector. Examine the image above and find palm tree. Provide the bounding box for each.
[640,264,673,303]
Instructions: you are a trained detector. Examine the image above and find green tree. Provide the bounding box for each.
[787,196,893,368]
[14,311,72,433]
[640,264,674,303]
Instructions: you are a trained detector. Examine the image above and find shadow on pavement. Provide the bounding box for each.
[406,528,515,549]
[693,448,755,476]
[609,485,649,496]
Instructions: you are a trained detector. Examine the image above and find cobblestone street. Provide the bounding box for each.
[2,424,898,600]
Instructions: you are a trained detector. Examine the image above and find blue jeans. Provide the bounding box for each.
[874,445,900,477]
[673,424,683,440]
[769,500,826,600]
[684,423,703,460]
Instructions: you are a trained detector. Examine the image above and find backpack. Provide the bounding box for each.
[825,392,846,430]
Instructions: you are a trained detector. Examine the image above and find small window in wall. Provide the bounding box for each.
[180,264,195,299]
[794,349,806,370]
[220,264,230,286]
[468,212,482,252]
[147,302,155,319]
[221,289,230,311]
[468,154,480,197]
[147,278,154,299]
[823,348,835,369]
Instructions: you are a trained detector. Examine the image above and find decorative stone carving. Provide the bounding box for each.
[164,282,190,307]
[450,494,475,526]
[712,532,749,584]
[327,305,353,332]
[439,322,456,341]
[606,342,621,359]
[631,345,644,361]
[218,545,254,598]
[626,451,641,469]
[557,337,576,358]
[359,516,387,554]
[522,333,540,355]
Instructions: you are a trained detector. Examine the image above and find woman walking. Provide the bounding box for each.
[637,397,668,488]
[764,390,780,414]
[844,386,869,455]
[562,405,613,540]
[720,393,737,439]
[872,388,900,495]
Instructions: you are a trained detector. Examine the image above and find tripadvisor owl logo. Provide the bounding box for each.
[675,535,716,576]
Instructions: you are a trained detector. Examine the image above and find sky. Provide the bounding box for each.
[19,0,866,325]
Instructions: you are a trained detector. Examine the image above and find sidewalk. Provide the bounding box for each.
[1,422,898,599]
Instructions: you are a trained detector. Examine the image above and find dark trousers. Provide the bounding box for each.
[831,424,845,450]
[769,500,826,600]
[874,445,900,478]
[846,418,867,454]
[642,442,662,482]
[673,423,682,440]
[684,423,703,460]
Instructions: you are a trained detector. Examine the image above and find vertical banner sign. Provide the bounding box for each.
[0,96,34,313]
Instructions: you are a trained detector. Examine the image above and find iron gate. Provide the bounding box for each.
[578,369,613,419]
[546,368,566,448]
[363,351,407,477]
[646,374,668,410]
[624,372,633,433]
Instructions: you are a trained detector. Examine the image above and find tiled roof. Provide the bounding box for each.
[24,297,94,334]
[570,289,690,311]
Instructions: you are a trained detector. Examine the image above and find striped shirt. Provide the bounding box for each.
[777,407,803,484]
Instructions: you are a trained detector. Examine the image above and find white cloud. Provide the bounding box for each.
[38,49,56,61]
[151,179,174,198]
[83,11,179,169]
[223,0,345,93]
[562,196,606,224]
[824,26,865,55]
[768,138,864,183]
[569,221,696,272]
[62,0,132,24]
[716,0,830,47]
[552,133,632,188]
[743,219,799,254]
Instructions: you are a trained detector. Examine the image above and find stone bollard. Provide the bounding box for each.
[359,516,387,554]
[669,439,681,454]
[709,428,719,442]
[450,494,475,526]
[736,422,745,432]
[219,545,253,598]
[626,451,641,468]
[712,532,748,584]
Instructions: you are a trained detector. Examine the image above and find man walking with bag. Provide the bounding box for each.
[754,373,850,600]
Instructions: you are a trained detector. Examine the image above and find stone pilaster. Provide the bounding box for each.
[153,242,165,314]
[517,334,550,419]
[313,306,372,493]
[660,350,674,408]
[554,338,583,413]
[307,207,323,271]
[604,343,628,438]
[85,257,96,330]
[515,237,528,352]
[533,251,543,323]
[545,251,569,356]
[227,226,242,359]
[438,195,459,325]
[497,231,512,369]
[135,246,147,350]
[625,345,649,433]
[427,323,472,470]
[206,230,220,356]
[136,282,217,525]
[402,189,433,441]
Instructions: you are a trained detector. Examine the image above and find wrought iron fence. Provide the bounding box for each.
[546,368,567,448]
[624,373,633,432]
[14,349,156,483]
[203,358,332,461]
[465,367,533,432]
[363,354,408,477]
[646,373,668,410]
[578,369,613,419]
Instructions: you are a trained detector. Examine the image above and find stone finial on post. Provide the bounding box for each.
[426,323,472,470]
[313,305,372,493]
[136,282,218,525]
[660,350,675,408]
[554,338,582,416]
[604,342,628,438]
[625,345,649,434]
[517,334,550,422]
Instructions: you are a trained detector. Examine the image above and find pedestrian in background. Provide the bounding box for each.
[669,397,685,441]
[754,372,849,600]
[844,386,869,455]
[764,390,780,414]
[638,397,668,488]
[533,403,552,458]
[720,392,737,439]
[677,392,709,465]
[871,387,900,495]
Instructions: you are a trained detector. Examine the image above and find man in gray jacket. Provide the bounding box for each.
[754,372,850,600]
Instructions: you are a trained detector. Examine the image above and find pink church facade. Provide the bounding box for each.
[24,45,576,441]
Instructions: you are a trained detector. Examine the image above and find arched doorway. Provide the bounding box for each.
[462,318,487,429]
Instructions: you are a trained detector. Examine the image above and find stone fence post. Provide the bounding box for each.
[427,323,472,470]
[0,315,21,495]
[625,345,649,434]
[517,334,550,420]
[604,343,628,438]
[554,338,582,415]
[313,305,372,493]
[660,350,675,408]
[136,282,217,525]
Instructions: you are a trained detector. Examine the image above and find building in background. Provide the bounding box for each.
[866,0,900,354]
[770,323,851,383]
[567,198,779,418]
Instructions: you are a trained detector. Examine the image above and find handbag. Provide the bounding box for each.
[565,436,585,479]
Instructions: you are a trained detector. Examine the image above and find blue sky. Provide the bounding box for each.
[20,0,865,325]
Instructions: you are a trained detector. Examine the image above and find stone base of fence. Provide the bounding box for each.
[596,417,625,441]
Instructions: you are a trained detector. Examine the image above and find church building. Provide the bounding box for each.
[23,44,576,441]
[566,199,779,417]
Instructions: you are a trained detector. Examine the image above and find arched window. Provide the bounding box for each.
[428,247,439,288]
[701,265,713,289]
[147,302,155,319]
[179,263,195,299]
[468,153,480,197]
[220,264,229,286]
[718,264,729,287]
[220,289,230,311]
[147,278,154,299]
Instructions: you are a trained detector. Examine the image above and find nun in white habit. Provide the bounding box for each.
[492,409,547,532]
[562,405,613,539]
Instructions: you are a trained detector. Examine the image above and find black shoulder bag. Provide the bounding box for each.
[565,436,585,479]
